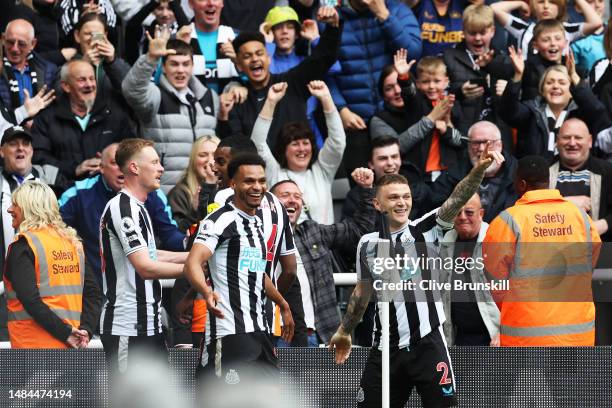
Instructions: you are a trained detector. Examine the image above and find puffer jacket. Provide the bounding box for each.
[329,0,421,120]
[122,55,219,193]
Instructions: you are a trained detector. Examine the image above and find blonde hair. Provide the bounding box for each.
[538,65,570,96]
[463,4,494,33]
[530,0,567,21]
[12,181,83,252]
[416,56,447,78]
[179,135,220,198]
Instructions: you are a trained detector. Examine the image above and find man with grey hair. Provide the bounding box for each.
[31,59,133,182]
[430,120,518,222]
[0,19,56,125]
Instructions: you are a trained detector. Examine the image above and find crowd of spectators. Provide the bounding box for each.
[1,0,612,350]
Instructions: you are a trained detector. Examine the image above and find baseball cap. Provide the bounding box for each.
[264,6,300,30]
[2,125,32,145]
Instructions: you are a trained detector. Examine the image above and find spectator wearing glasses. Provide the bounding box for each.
[430,121,517,223]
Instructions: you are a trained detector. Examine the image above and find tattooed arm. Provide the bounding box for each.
[438,142,505,224]
[329,281,373,364]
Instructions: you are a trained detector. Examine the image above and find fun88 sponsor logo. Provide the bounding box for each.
[238,247,267,273]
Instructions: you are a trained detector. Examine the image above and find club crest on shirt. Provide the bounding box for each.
[120,217,137,233]
[356,387,365,402]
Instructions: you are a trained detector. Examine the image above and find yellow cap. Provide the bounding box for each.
[264,6,300,30]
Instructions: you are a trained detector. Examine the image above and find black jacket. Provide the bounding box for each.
[429,150,518,223]
[443,42,514,144]
[217,22,342,153]
[31,93,134,180]
[498,79,610,159]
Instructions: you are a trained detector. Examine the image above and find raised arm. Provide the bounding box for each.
[574,0,603,37]
[491,1,530,27]
[438,142,504,223]
[251,82,286,176]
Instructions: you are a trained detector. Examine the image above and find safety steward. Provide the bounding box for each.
[483,156,601,347]
[3,182,93,349]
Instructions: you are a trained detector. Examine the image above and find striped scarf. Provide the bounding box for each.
[3,55,38,109]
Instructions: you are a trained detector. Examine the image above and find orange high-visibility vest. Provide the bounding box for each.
[4,227,84,349]
[483,189,601,347]
[192,293,206,333]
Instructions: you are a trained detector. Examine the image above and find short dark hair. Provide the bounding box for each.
[516,155,550,185]
[270,179,299,195]
[233,31,266,55]
[76,13,108,32]
[116,138,155,172]
[218,136,257,155]
[378,64,397,97]
[162,39,193,64]
[227,153,266,180]
[370,136,400,160]
[375,173,409,193]
[274,122,318,169]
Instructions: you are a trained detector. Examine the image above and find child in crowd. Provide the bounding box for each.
[443,4,514,139]
[522,19,569,100]
[394,49,465,183]
[571,0,606,74]
[491,0,602,58]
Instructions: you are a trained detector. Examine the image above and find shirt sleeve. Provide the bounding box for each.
[356,236,372,282]
[113,209,148,257]
[279,207,296,256]
[192,217,223,254]
[564,21,585,43]
[504,14,529,41]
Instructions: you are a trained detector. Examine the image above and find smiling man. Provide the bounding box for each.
[550,118,612,240]
[31,59,132,182]
[329,143,503,408]
[99,138,187,375]
[184,153,295,385]
[122,28,219,193]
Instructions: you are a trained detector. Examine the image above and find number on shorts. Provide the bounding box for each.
[436,362,451,385]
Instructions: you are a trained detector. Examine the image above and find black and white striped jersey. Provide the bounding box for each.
[194,200,293,339]
[505,14,583,58]
[99,190,162,337]
[356,208,453,349]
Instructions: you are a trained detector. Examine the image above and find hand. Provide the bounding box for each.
[259,22,274,43]
[393,48,416,77]
[462,81,485,99]
[475,49,494,68]
[81,0,102,16]
[75,157,102,177]
[94,37,115,63]
[267,82,288,104]
[474,141,505,171]
[227,85,248,104]
[351,167,374,188]
[435,120,447,134]
[218,92,235,121]
[565,49,581,86]
[340,108,366,130]
[329,328,352,364]
[202,161,217,184]
[508,46,524,80]
[279,302,294,343]
[307,80,331,99]
[594,219,609,236]
[316,6,339,27]
[23,86,55,118]
[426,95,453,122]
[495,79,508,97]
[361,0,390,21]
[146,24,175,61]
[518,1,531,18]
[204,290,224,318]
[175,295,194,326]
[85,46,102,66]
[300,19,320,42]
[219,40,236,62]
[489,333,500,347]
[66,327,90,349]
[60,47,78,61]
[565,195,591,213]
[176,25,192,44]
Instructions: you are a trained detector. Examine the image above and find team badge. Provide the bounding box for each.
[225,369,240,385]
[120,217,136,233]
[356,387,365,402]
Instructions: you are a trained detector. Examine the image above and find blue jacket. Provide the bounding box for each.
[59,175,185,284]
[329,0,421,120]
